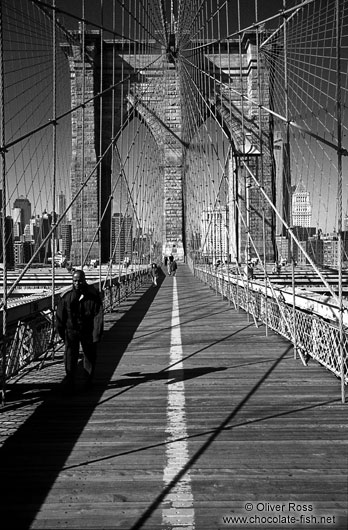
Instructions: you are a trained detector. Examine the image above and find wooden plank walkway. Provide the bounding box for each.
[0,264,347,530]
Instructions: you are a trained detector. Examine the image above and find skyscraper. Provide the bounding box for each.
[12,208,22,238]
[292,182,312,227]
[35,210,52,263]
[58,192,66,217]
[111,213,133,263]
[57,192,67,238]
[201,206,228,262]
[13,196,32,234]
[0,217,15,268]
[61,223,72,261]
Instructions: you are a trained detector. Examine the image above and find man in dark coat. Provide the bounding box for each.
[56,269,103,391]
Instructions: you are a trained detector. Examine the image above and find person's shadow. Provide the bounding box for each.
[0,279,161,529]
[108,366,227,390]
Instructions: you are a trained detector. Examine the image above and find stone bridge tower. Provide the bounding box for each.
[62,29,275,265]
[62,32,185,264]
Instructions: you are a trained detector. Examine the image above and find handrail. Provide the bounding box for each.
[191,262,348,386]
[1,267,151,383]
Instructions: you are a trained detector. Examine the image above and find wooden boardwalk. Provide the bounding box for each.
[0,264,347,529]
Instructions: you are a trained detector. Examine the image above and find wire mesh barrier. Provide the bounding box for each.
[4,310,56,380]
[102,267,151,312]
[191,261,348,386]
[1,268,150,382]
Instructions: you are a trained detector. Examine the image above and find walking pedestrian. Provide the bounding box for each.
[150,262,159,286]
[168,254,174,275]
[56,270,104,393]
[170,259,178,276]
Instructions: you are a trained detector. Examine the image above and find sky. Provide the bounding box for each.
[3,0,348,234]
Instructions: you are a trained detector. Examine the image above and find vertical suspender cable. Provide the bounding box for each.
[282,0,297,356]
[210,0,216,271]
[109,0,116,294]
[51,0,57,354]
[336,0,345,404]
[202,1,208,267]
[218,0,226,292]
[80,0,86,267]
[237,0,250,319]
[217,0,224,297]
[132,0,138,267]
[98,0,104,290]
[226,2,240,309]
[255,0,268,336]
[118,0,126,279]
[225,0,235,309]
[208,2,216,272]
[0,1,7,406]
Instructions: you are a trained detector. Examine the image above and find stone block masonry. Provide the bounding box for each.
[62,31,275,265]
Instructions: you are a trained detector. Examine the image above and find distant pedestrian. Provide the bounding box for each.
[170,259,178,277]
[168,254,174,275]
[150,262,160,286]
[56,270,104,393]
[164,256,168,267]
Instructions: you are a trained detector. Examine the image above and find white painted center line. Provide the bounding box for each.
[162,276,195,529]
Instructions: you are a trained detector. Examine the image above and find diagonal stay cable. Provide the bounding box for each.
[183,0,317,52]
[0,52,166,153]
[2,128,119,299]
[30,0,163,47]
[180,52,348,155]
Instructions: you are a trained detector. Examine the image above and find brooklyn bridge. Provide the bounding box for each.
[0,1,347,529]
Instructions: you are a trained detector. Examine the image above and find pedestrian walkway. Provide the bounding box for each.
[0,264,347,529]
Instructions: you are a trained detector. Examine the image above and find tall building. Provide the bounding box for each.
[201,206,228,262]
[13,196,32,234]
[12,208,22,239]
[323,238,339,267]
[57,192,67,240]
[292,181,312,227]
[275,235,289,263]
[273,130,289,236]
[23,224,33,242]
[305,237,324,266]
[123,215,133,257]
[111,213,133,263]
[23,241,35,263]
[13,241,23,266]
[61,223,72,261]
[0,216,15,268]
[344,214,348,231]
[34,210,52,263]
[58,192,66,216]
[29,216,40,241]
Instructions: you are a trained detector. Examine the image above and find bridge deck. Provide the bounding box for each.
[0,265,347,529]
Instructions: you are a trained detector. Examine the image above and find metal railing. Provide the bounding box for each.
[1,267,151,382]
[191,261,348,386]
